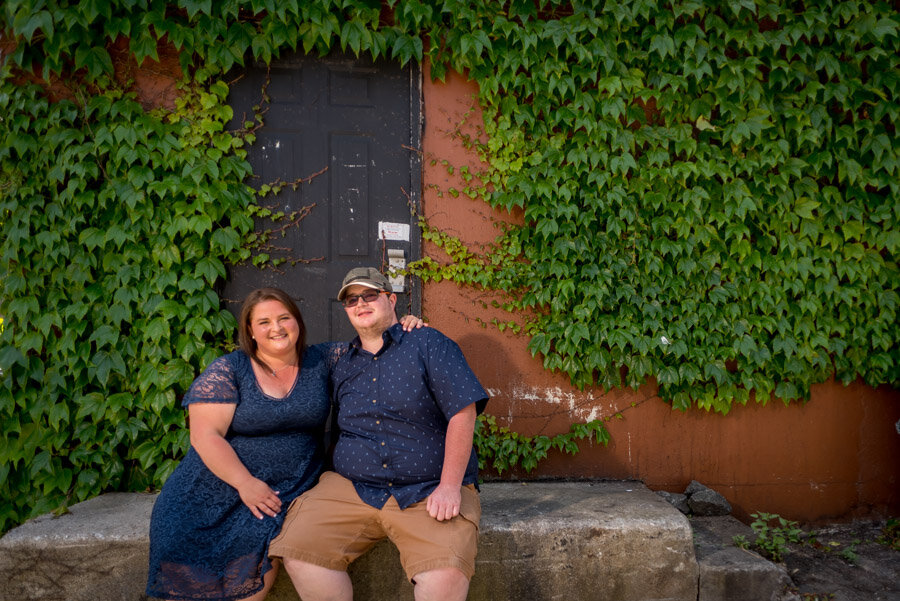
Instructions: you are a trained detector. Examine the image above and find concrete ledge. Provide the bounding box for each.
[0,493,155,601]
[0,482,781,601]
[690,516,794,601]
[344,481,698,601]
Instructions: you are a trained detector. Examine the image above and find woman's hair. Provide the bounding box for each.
[238,288,307,373]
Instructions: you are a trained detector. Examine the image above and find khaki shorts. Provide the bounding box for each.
[269,471,481,581]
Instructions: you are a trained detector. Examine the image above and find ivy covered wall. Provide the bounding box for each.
[415,1,899,412]
[419,67,900,522]
[1,1,898,532]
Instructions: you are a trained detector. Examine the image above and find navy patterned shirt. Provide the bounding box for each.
[331,323,488,509]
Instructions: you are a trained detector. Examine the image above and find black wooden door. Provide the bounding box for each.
[224,52,421,343]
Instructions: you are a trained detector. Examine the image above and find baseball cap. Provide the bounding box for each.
[337,267,393,300]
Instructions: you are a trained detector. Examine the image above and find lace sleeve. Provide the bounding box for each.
[182,355,240,406]
[321,342,349,373]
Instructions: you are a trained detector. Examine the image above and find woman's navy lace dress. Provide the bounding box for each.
[146,344,341,601]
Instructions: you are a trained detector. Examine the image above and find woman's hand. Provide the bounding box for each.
[236,476,282,519]
[399,314,428,331]
[189,403,282,519]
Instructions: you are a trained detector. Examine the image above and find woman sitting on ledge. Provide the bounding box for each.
[146,287,424,601]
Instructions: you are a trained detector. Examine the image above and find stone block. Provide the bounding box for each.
[0,493,156,601]
[1,483,700,601]
[691,516,796,601]
[343,481,699,601]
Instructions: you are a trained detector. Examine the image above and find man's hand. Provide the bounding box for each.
[236,476,281,519]
[426,482,461,521]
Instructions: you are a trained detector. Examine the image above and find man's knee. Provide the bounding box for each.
[413,567,470,601]
[281,556,302,571]
[281,557,319,580]
[281,559,353,601]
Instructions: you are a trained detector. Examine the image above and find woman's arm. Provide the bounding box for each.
[188,403,282,519]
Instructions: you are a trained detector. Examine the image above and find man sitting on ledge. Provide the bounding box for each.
[269,267,489,601]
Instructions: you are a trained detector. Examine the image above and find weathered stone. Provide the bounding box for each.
[684,479,708,496]
[293,482,701,601]
[688,487,733,516]
[0,492,156,601]
[1,483,701,601]
[656,490,690,514]
[452,482,697,601]
[691,516,797,601]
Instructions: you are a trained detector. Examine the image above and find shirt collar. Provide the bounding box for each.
[349,322,406,355]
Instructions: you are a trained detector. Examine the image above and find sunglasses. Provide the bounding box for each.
[342,290,390,308]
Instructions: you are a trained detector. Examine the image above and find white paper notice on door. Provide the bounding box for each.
[377,221,410,241]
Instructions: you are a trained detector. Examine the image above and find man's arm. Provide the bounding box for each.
[425,403,477,521]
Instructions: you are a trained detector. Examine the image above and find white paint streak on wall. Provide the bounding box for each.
[483,385,618,422]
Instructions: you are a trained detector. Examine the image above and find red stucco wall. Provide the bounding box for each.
[421,65,900,523]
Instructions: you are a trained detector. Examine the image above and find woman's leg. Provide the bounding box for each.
[238,559,281,601]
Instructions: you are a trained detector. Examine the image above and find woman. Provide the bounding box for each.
[146,288,422,601]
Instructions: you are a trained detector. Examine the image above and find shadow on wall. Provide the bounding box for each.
[456,332,515,390]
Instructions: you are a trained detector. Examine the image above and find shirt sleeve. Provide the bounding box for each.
[320,341,350,374]
[181,355,239,407]
[423,331,489,420]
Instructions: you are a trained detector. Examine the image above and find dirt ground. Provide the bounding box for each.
[778,519,900,600]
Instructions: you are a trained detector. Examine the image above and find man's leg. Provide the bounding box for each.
[281,558,353,601]
[412,567,470,601]
[269,473,384,601]
[384,485,480,601]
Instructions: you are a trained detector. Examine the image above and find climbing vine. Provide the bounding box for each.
[412,0,900,414]
[475,413,610,474]
[0,74,253,528]
[1,1,898,533]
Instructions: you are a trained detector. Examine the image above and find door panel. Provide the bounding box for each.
[224,52,421,343]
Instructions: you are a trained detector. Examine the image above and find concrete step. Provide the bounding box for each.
[0,482,792,601]
[690,515,794,601]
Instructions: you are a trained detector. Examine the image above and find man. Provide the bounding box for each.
[269,267,488,601]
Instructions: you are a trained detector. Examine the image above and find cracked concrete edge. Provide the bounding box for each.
[0,493,158,549]
[691,516,797,601]
[1,484,744,601]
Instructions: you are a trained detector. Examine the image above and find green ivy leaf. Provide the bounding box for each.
[391,33,423,66]
[179,0,213,19]
[14,9,54,43]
